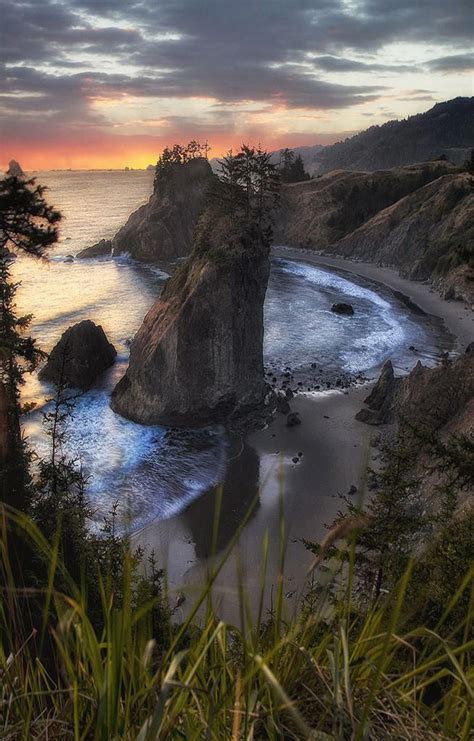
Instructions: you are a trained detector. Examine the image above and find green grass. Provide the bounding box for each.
[1,505,473,740]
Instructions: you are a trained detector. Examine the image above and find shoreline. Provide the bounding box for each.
[135,249,472,624]
[273,246,474,352]
[135,384,374,624]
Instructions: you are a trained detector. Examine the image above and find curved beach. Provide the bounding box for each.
[134,249,473,624]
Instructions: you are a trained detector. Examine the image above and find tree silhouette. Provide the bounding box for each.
[218,144,280,224]
[0,175,61,506]
[279,149,311,183]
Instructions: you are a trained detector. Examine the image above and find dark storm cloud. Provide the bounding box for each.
[309,57,414,73]
[426,53,474,72]
[0,0,471,133]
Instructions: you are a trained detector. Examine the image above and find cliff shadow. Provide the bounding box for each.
[182,439,261,560]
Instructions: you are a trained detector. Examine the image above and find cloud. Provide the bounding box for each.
[426,53,474,72]
[0,0,472,167]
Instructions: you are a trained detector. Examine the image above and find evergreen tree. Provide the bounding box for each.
[217,144,280,226]
[279,148,311,183]
[0,176,60,507]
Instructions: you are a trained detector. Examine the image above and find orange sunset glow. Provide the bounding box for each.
[1,1,472,170]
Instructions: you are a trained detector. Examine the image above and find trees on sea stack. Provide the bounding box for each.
[155,140,211,176]
[111,145,280,426]
[217,145,280,226]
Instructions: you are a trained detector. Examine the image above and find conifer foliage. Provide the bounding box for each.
[0,176,61,504]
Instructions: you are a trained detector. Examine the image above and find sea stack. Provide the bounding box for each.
[78,157,215,261]
[111,219,271,426]
[39,320,117,390]
[6,160,24,177]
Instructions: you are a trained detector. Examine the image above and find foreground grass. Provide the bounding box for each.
[1,508,473,740]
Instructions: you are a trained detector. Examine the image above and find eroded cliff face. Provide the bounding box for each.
[335,172,474,302]
[111,221,270,426]
[78,158,215,261]
[357,349,474,433]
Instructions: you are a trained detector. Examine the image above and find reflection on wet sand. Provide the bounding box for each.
[183,440,261,559]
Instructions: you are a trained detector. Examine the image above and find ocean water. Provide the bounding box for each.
[13,170,449,528]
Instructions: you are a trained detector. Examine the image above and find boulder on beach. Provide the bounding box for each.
[39,320,117,390]
[331,302,354,316]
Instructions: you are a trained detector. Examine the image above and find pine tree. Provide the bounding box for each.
[0,176,60,507]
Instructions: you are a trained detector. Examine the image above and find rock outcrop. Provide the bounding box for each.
[357,350,474,431]
[355,360,400,425]
[6,159,24,177]
[78,158,215,261]
[331,302,354,316]
[111,221,270,426]
[39,320,117,389]
[77,238,112,259]
[335,172,474,303]
[275,161,456,248]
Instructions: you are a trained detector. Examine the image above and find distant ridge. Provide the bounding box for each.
[210,99,473,176]
[311,98,474,174]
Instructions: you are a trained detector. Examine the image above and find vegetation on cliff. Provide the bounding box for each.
[311,97,474,174]
[278,148,311,183]
[276,160,458,248]
[335,171,474,301]
[111,145,279,426]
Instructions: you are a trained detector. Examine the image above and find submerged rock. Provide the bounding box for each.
[111,221,271,426]
[286,412,302,427]
[39,320,117,390]
[331,302,354,316]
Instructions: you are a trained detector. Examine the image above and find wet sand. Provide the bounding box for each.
[134,249,473,625]
[135,385,373,625]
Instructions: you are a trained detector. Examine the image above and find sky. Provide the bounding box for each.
[0,0,472,170]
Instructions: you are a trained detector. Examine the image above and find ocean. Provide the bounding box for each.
[13,170,451,530]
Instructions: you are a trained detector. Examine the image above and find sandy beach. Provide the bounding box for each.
[274,246,474,352]
[135,385,373,624]
[135,249,473,625]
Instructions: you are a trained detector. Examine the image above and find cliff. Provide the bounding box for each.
[111,219,270,426]
[335,172,474,302]
[311,97,474,174]
[276,161,457,248]
[357,347,474,433]
[78,158,215,261]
